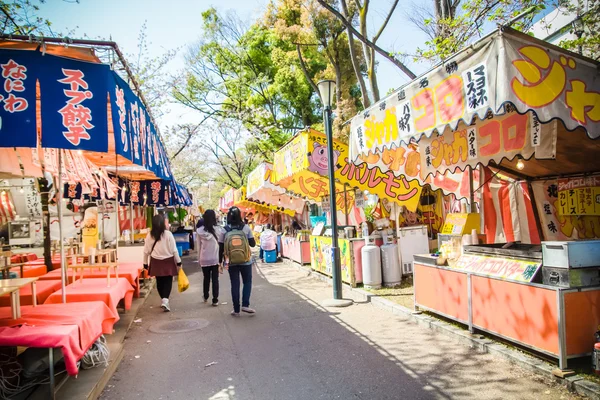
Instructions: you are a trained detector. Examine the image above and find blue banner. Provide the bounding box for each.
[0,50,40,147]
[40,54,110,151]
[110,72,133,161]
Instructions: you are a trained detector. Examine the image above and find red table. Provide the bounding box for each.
[0,280,63,307]
[0,301,117,376]
[11,264,48,278]
[39,264,142,297]
[44,278,134,317]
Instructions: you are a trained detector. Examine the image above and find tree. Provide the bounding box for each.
[165,120,258,190]
[408,0,547,61]
[173,8,319,153]
[0,0,78,36]
[264,0,363,140]
[558,0,600,60]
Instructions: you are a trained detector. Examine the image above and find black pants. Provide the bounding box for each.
[156,276,173,299]
[202,265,219,303]
[228,264,252,313]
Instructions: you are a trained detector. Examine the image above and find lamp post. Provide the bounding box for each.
[317,79,352,307]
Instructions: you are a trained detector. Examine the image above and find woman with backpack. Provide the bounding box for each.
[143,214,182,312]
[219,207,256,316]
[197,209,224,306]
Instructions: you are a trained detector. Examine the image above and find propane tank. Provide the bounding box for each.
[381,230,402,287]
[362,236,382,289]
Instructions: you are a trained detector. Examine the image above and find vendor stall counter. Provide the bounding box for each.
[281,234,311,265]
[309,235,367,287]
[413,241,600,369]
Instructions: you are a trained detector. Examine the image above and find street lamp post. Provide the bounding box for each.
[317,80,352,307]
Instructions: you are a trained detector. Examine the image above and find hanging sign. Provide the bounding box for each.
[321,195,331,214]
[0,51,38,147]
[40,55,110,151]
[354,190,365,209]
[557,176,600,216]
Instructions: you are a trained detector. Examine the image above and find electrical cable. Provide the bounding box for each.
[80,335,110,370]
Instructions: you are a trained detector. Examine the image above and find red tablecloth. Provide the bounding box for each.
[10,264,48,278]
[0,280,63,307]
[39,264,142,297]
[0,301,117,375]
[25,258,61,271]
[44,278,134,316]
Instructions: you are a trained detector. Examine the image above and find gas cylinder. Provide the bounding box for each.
[362,236,382,289]
[381,230,401,287]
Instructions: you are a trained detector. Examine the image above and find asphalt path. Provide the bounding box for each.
[100,254,578,400]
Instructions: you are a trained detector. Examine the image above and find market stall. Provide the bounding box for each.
[247,162,308,263]
[272,129,426,284]
[348,26,600,369]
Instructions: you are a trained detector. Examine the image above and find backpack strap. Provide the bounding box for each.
[149,237,160,258]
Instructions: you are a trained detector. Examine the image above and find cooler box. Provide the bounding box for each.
[264,250,277,263]
[173,233,190,254]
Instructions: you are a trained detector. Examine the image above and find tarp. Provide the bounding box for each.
[272,129,423,212]
[246,162,305,214]
[233,187,295,217]
[350,27,599,161]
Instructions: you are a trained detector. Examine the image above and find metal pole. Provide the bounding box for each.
[49,348,55,400]
[324,107,342,300]
[468,166,475,212]
[343,184,349,226]
[129,201,134,244]
[57,151,66,303]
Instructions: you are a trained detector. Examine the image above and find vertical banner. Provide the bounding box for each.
[110,72,133,160]
[0,51,39,147]
[40,54,110,151]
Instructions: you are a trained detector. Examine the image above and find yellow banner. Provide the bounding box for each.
[273,129,422,211]
[233,187,295,217]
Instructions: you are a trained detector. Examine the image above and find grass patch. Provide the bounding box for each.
[363,276,414,309]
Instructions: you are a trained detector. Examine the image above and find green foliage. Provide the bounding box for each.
[414,0,547,62]
[558,0,600,60]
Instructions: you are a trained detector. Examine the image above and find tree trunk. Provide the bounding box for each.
[37,177,53,271]
[340,0,370,108]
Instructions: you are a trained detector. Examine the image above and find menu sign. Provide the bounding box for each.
[452,254,541,282]
[557,176,600,216]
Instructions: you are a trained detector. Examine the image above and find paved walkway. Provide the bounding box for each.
[101,255,578,400]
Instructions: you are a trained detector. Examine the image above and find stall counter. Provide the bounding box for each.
[413,254,600,369]
[309,235,366,287]
[281,236,310,265]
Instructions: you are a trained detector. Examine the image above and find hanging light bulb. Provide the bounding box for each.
[516,159,525,170]
[0,190,5,195]
[19,187,24,193]
[122,186,128,192]
[77,150,83,156]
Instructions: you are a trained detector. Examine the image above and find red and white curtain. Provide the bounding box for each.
[482,168,540,244]
[118,206,146,233]
[0,190,16,225]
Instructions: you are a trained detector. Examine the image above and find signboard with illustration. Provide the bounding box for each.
[452,253,541,283]
[350,27,599,161]
[310,235,354,285]
[272,129,422,211]
[246,162,305,214]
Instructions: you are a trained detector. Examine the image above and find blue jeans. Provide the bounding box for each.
[228,264,252,313]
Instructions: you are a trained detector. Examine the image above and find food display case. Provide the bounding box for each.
[413,240,600,369]
[281,233,311,265]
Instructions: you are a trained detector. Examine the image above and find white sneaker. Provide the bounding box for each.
[230,310,240,317]
[161,298,170,312]
[241,307,256,314]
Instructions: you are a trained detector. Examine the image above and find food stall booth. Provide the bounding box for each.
[348,26,600,369]
[0,38,178,397]
[272,129,424,286]
[246,162,309,264]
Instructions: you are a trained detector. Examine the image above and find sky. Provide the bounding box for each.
[38,0,433,131]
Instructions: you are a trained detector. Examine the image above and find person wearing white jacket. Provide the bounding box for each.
[196,209,224,306]
[143,214,181,312]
